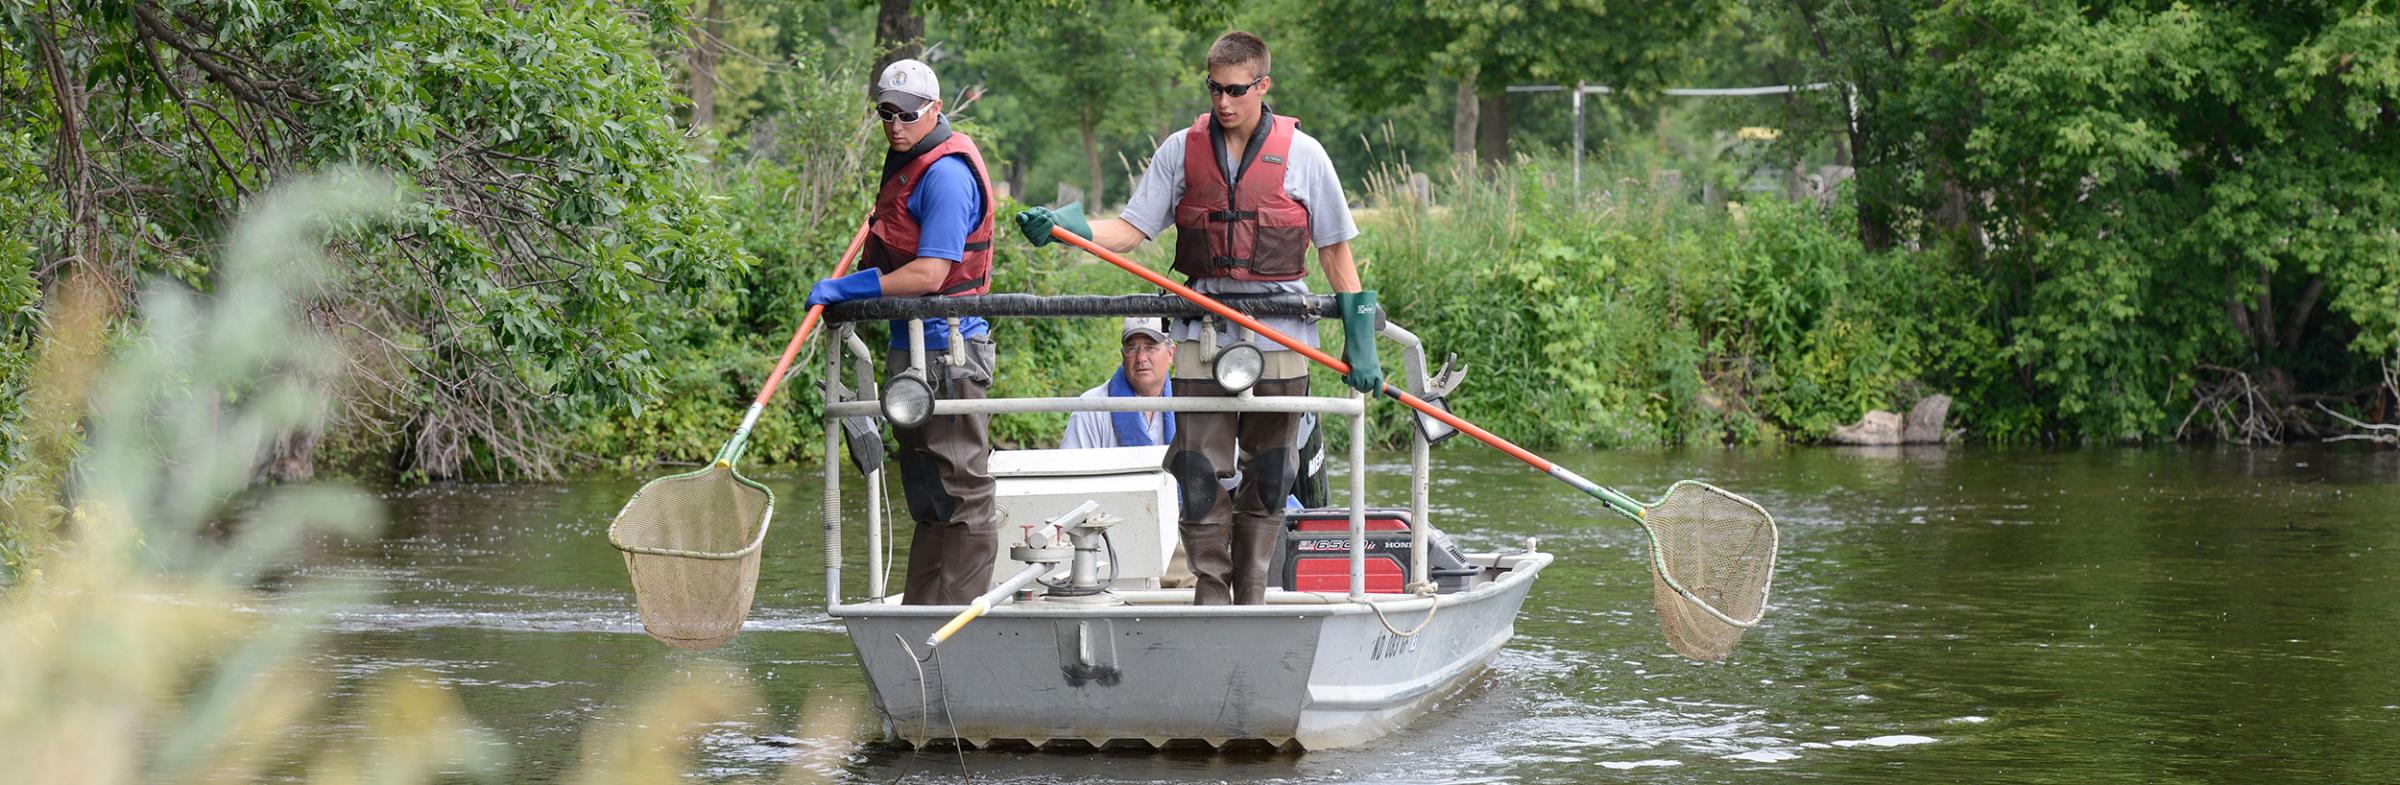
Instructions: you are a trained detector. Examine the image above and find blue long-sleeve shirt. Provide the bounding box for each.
[890,155,990,350]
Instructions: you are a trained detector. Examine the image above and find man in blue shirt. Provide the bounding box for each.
[804,59,1002,605]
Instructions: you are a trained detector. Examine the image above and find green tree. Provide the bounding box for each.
[957,1,1198,207]
[1299,0,1733,162]
[1775,0,2400,440]
[0,0,745,479]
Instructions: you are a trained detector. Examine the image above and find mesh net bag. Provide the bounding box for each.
[1641,481,1777,662]
[607,464,773,651]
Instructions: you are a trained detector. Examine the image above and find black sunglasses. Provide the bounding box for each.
[875,103,928,123]
[1205,75,1266,98]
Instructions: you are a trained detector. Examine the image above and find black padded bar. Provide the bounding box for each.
[821,292,1337,323]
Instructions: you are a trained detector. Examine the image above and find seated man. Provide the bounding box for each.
[1060,316,1322,504]
[1061,318,1177,448]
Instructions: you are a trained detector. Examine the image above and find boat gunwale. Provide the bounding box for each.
[828,551,1551,620]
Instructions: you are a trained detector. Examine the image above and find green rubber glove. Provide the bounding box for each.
[1013,202,1092,247]
[1337,290,1386,397]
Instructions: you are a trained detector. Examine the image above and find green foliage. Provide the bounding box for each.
[1347,157,1987,448]
[0,128,51,515]
[1777,0,2400,440]
[0,0,745,479]
[1302,0,1729,98]
[955,0,1202,206]
[11,0,2393,493]
[567,34,872,469]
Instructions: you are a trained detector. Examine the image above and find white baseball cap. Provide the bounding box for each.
[1120,317,1168,343]
[876,58,940,108]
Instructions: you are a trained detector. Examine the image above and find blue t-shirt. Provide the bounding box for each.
[889,155,990,350]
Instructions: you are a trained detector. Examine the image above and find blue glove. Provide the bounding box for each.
[1336,290,1386,397]
[806,268,883,309]
[1013,202,1092,247]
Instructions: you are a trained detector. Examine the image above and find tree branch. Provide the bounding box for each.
[130,3,309,128]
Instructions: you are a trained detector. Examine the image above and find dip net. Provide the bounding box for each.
[607,463,772,650]
[1641,481,1777,662]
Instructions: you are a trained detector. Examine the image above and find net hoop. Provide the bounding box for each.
[607,463,776,651]
[1641,480,1777,629]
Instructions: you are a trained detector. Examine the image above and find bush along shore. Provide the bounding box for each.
[1345,160,2395,451]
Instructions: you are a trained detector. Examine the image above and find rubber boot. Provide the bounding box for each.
[1230,516,1282,605]
[901,521,947,605]
[939,521,998,605]
[1182,521,1233,605]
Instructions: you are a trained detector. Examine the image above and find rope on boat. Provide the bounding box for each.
[1366,587,1443,638]
[892,633,973,784]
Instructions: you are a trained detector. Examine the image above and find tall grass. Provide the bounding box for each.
[0,174,843,783]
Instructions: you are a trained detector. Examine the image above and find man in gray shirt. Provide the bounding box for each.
[1015,30,1384,605]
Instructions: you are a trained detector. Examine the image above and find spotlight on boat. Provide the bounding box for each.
[1413,395,1460,444]
[1213,343,1264,393]
[882,370,936,429]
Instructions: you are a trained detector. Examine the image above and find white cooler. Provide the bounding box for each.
[985,445,1180,591]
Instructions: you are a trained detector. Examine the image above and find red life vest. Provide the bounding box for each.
[866,128,995,296]
[1172,112,1311,282]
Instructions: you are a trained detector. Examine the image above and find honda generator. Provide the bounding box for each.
[1270,508,1482,594]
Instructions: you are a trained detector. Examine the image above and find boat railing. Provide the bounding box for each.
[814,293,1464,609]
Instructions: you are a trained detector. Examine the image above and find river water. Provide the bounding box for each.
[294,445,2400,783]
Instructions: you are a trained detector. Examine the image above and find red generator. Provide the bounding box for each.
[1271,508,1478,594]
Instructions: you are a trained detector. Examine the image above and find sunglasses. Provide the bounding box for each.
[875,103,929,123]
[1205,75,1266,98]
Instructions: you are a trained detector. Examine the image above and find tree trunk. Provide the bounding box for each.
[262,428,318,483]
[1081,106,1104,207]
[1451,75,1479,161]
[1475,93,1509,165]
[1790,0,1890,249]
[872,0,922,95]
[2256,268,2278,349]
[1009,144,1028,206]
[2284,275,2325,352]
[687,0,722,137]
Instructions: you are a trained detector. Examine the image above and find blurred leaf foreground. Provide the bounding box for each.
[0,173,845,785]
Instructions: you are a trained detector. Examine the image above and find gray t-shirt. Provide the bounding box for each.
[1117,119,1358,351]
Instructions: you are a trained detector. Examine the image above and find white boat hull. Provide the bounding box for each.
[832,552,1551,749]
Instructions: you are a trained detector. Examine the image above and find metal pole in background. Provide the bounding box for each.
[1572,81,1584,199]
[1503,82,1847,197]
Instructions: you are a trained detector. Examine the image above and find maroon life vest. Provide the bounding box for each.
[1172,112,1311,282]
[866,127,995,296]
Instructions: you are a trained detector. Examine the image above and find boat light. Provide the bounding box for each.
[1212,342,1264,394]
[882,370,936,429]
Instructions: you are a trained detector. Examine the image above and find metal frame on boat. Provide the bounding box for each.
[814,294,1550,750]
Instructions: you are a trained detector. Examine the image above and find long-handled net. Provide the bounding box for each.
[608,462,772,650]
[1638,481,1777,662]
[607,219,870,651]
